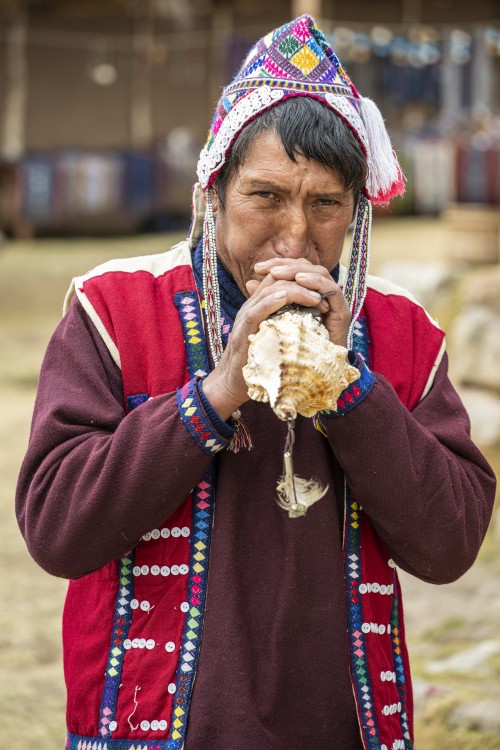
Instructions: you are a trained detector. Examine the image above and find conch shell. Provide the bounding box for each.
[243,307,360,421]
[242,307,361,519]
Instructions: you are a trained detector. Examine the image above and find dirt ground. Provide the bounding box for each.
[1,219,499,749]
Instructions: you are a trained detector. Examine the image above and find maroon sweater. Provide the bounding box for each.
[17,297,495,750]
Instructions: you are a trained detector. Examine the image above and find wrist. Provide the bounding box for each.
[201,371,246,421]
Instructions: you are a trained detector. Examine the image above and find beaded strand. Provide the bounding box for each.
[202,189,224,365]
[201,189,253,452]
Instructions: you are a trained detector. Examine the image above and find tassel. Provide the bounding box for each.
[359,97,406,205]
[276,417,328,518]
[228,409,253,453]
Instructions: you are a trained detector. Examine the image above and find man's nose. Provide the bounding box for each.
[276,206,310,258]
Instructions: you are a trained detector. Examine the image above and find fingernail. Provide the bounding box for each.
[310,291,321,300]
[296,273,307,279]
[254,262,265,268]
[274,290,287,300]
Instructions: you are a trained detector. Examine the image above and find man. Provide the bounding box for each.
[17,15,495,750]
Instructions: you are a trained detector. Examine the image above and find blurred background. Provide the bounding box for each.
[0,1,499,748]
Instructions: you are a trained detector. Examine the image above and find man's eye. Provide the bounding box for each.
[316,198,337,207]
[254,191,274,200]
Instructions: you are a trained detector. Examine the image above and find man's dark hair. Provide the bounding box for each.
[215,96,368,207]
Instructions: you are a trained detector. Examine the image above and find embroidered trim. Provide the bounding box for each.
[342,313,413,750]
[126,393,150,411]
[196,379,236,439]
[197,86,285,187]
[177,378,231,454]
[166,468,215,748]
[344,488,382,747]
[327,356,374,417]
[98,553,136,740]
[224,76,352,97]
[325,93,368,152]
[390,587,413,747]
[66,736,173,750]
[174,292,209,379]
[167,287,218,748]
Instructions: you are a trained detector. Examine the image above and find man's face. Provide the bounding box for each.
[212,128,356,295]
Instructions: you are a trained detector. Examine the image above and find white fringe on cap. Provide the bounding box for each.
[359,97,405,204]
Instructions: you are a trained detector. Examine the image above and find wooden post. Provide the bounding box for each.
[130,2,154,148]
[1,1,28,159]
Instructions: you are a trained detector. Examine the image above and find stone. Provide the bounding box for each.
[462,266,500,311]
[427,640,500,675]
[450,307,500,392]
[456,387,500,447]
[376,261,457,309]
[448,700,500,732]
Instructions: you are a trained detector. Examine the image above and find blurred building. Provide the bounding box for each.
[0,0,499,233]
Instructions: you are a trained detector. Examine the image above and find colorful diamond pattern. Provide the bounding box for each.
[98,553,135,739]
[177,379,227,454]
[278,34,301,60]
[290,44,320,76]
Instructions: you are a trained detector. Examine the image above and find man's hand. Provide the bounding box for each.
[201,258,351,420]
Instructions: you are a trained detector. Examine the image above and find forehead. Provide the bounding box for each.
[234,130,347,194]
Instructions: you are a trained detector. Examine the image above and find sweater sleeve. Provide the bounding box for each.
[323,353,496,584]
[16,298,226,580]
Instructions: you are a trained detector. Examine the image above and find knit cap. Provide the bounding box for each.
[197,14,405,205]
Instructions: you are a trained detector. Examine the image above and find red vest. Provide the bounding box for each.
[63,241,445,750]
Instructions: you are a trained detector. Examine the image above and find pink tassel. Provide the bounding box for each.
[359,97,406,205]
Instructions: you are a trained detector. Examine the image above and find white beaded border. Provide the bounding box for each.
[324,93,369,153]
[197,85,285,187]
[196,87,369,188]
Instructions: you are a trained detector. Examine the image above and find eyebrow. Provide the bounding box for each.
[245,179,349,199]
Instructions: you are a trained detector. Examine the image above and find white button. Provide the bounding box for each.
[109,720,118,731]
[171,565,179,576]
[132,638,140,648]
[146,639,155,650]
[123,639,132,650]
[151,720,159,730]
[130,599,139,610]
[388,558,396,568]
[379,624,386,635]
[361,623,371,634]
[165,641,176,652]
[140,720,150,730]
[181,526,190,537]
[151,529,160,540]
[141,565,149,575]
[380,585,387,595]
[158,720,168,731]
[359,583,367,594]
[138,638,146,648]
[179,564,189,575]
[161,528,170,538]
[133,566,141,576]
[180,602,189,613]
[140,600,150,611]
[151,565,160,576]
[372,582,380,593]
[142,532,151,541]
[168,683,176,694]
[171,527,181,538]
[161,566,170,576]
